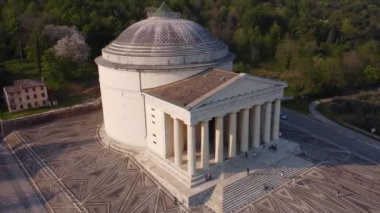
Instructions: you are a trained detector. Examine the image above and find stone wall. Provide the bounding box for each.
[1,99,102,137]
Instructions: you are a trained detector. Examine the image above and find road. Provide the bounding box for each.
[282,108,380,163]
[0,143,48,213]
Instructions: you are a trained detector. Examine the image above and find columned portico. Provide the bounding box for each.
[187,124,196,175]
[173,118,184,166]
[143,69,287,180]
[228,113,237,157]
[200,121,209,169]
[252,104,261,148]
[263,102,272,144]
[240,109,249,152]
[272,99,281,140]
[215,116,224,163]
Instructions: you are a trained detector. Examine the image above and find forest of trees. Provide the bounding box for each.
[0,0,379,95]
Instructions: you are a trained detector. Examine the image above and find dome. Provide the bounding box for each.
[97,2,234,69]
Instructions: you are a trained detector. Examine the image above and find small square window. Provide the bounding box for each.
[26,95,30,100]
[32,87,36,92]
[33,94,37,99]
[41,93,45,97]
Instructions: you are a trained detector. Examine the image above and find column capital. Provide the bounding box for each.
[215,114,226,118]
[202,118,212,122]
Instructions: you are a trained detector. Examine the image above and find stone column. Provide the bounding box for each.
[201,120,209,169]
[228,112,237,157]
[240,108,249,152]
[272,99,281,140]
[187,124,196,175]
[263,102,272,144]
[215,116,224,163]
[173,118,183,167]
[253,105,261,148]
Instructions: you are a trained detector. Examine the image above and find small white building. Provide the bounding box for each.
[3,79,49,112]
[96,2,287,208]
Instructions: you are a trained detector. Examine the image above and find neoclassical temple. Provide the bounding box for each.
[96,2,286,208]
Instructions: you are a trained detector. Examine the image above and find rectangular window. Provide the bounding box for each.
[19,97,22,101]
[40,86,43,90]
[32,87,36,92]
[20,105,24,109]
[42,100,47,105]
[24,88,28,92]
[33,94,37,99]
[41,93,45,97]
[26,95,30,100]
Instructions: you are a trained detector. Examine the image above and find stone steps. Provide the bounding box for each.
[205,184,222,213]
[223,167,305,212]
[205,165,308,213]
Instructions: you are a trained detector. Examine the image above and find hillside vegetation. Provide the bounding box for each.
[0,0,379,96]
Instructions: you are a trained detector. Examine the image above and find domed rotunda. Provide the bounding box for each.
[96,3,235,148]
[97,3,286,209]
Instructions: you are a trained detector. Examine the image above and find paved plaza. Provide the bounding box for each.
[1,111,380,212]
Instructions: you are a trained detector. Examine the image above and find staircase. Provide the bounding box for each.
[205,179,223,213]
[205,153,313,213]
[223,167,306,212]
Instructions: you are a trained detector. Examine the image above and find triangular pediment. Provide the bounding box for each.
[143,69,286,110]
[187,75,285,110]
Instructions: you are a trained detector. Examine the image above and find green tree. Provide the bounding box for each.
[275,39,298,70]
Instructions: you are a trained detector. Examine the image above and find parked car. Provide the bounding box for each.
[280,113,287,120]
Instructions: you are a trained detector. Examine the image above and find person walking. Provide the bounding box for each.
[263,183,269,192]
[280,171,284,179]
[246,167,250,175]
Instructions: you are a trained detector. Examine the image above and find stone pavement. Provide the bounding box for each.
[242,164,380,212]
[3,112,185,213]
[1,111,380,213]
[0,143,48,213]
